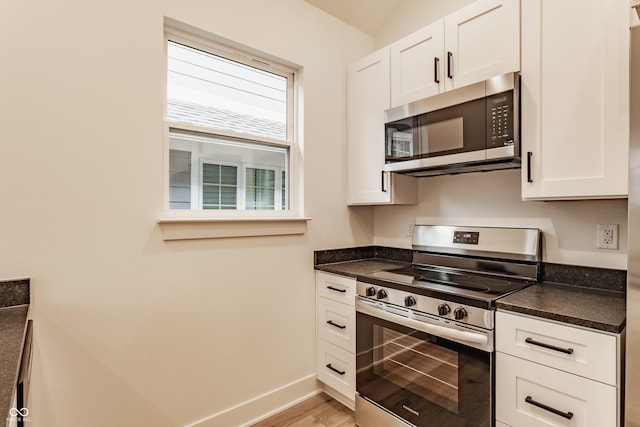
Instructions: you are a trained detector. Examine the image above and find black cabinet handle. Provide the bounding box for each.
[434,57,440,83]
[326,364,345,375]
[525,396,574,420]
[327,320,346,329]
[525,337,574,355]
[447,51,453,78]
[381,171,387,192]
[326,285,346,293]
[527,151,533,183]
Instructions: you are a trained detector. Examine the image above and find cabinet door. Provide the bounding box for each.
[444,0,520,91]
[390,20,444,107]
[521,0,629,200]
[317,340,355,401]
[347,48,392,205]
[496,353,617,427]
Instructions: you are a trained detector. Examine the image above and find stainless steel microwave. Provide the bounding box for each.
[384,72,520,177]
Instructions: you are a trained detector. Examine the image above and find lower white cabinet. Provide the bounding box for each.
[496,311,622,427]
[496,352,617,426]
[315,271,356,409]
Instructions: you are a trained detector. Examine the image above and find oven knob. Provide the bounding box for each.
[454,307,468,320]
[377,289,388,300]
[404,295,417,307]
[365,286,376,297]
[437,303,451,316]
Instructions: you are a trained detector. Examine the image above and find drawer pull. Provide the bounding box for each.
[327,285,346,293]
[327,320,346,329]
[326,364,345,375]
[525,337,574,355]
[525,396,574,420]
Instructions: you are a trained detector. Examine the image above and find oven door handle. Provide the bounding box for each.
[356,299,491,351]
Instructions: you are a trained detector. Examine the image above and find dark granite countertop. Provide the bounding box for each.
[0,279,30,425]
[497,282,626,333]
[0,305,29,425]
[315,259,410,278]
[314,247,627,334]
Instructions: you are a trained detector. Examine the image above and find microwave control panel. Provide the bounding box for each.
[487,91,515,148]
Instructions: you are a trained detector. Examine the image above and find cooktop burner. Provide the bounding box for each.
[359,266,532,308]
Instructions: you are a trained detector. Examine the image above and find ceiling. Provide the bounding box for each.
[304,0,407,36]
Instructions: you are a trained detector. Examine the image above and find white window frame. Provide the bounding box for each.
[159,20,307,239]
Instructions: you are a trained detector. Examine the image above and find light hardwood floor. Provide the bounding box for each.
[250,393,356,427]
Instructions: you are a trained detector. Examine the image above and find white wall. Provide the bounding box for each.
[0,1,374,426]
[374,170,628,269]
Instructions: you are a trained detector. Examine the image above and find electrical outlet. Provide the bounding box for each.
[406,221,415,237]
[597,224,619,249]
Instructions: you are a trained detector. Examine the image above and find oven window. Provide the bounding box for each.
[375,326,459,414]
[357,312,491,427]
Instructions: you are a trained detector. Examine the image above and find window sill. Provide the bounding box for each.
[157,216,310,240]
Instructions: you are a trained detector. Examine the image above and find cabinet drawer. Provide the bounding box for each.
[316,271,356,305]
[496,311,617,385]
[317,297,355,352]
[496,353,617,427]
[317,340,355,400]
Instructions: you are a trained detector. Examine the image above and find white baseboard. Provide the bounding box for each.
[185,374,322,427]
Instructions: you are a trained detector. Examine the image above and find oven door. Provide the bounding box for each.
[356,299,493,427]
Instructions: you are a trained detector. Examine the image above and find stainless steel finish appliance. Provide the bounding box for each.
[626,2,640,426]
[355,225,541,427]
[384,73,520,177]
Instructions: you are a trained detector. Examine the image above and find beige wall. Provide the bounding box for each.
[375,0,475,48]
[0,1,374,426]
[374,170,628,269]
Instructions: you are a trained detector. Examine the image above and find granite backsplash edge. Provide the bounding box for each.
[314,247,626,293]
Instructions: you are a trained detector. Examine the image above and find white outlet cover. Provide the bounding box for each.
[597,224,619,250]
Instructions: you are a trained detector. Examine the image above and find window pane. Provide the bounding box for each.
[247,167,275,210]
[167,41,288,141]
[169,131,288,211]
[169,149,191,209]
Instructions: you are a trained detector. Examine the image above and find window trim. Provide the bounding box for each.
[159,20,307,238]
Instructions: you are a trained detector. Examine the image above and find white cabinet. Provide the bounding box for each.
[390,20,445,106]
[521,0,629,200]
[496,311,623,427]
[315,271,357,409]
[390,0,520,107]
[347,48,417,206]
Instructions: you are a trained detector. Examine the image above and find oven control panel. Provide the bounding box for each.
[356,282,493,330]
[453,231,479,244]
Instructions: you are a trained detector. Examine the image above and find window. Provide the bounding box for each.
[163,25,298,219]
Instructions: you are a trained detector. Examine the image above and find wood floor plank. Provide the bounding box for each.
[250,393,356,427]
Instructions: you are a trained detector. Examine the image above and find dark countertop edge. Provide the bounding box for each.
[314,259,410,278]
[0,304,30,426]
[496,282,626,334]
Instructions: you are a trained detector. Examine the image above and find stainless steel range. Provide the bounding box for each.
[355,225,541,427]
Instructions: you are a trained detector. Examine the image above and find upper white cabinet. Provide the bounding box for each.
[390,20,445,106]
[347,47,417,205]
[390,0,520,107]
[521,0,629,200]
